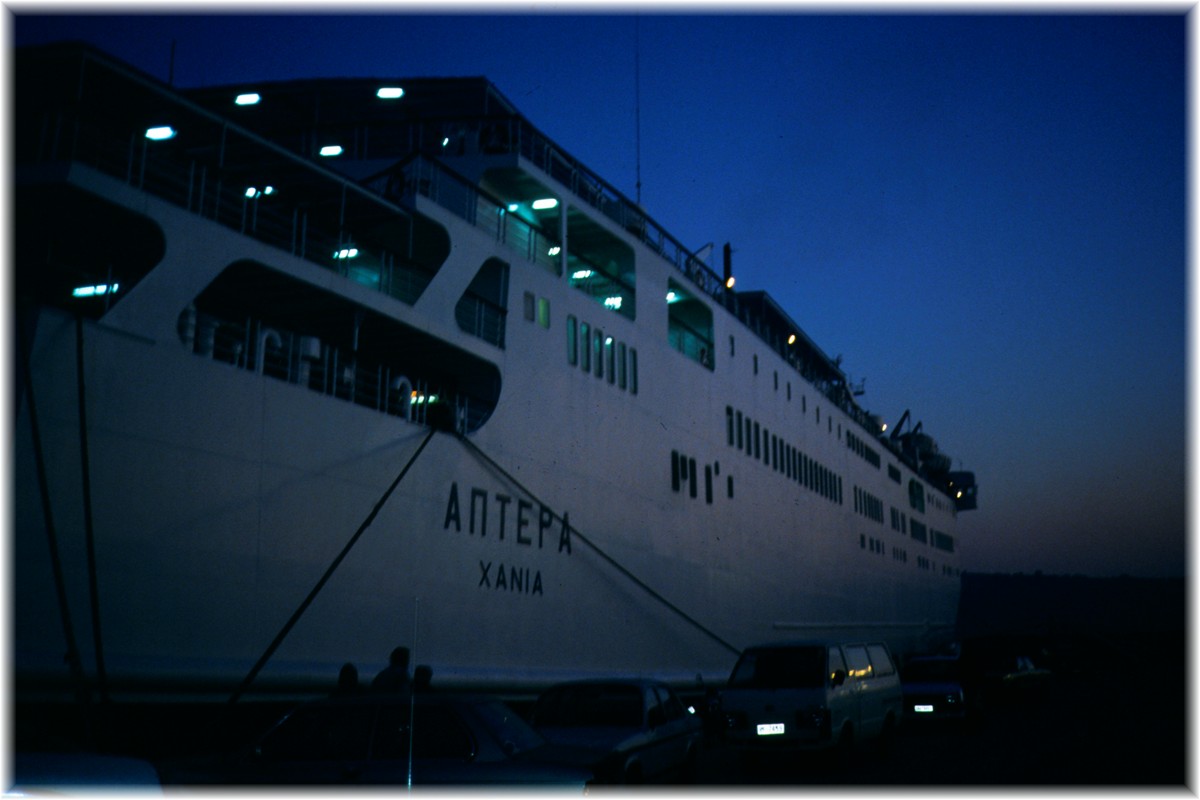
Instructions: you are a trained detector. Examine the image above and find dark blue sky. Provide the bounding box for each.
[12,11,1188,578]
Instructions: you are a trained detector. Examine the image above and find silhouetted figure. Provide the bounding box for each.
[333,662,361,696]
[414,664,433,692]
[371,646,412,693]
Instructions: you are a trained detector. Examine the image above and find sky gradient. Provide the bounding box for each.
[11,9,1188,578]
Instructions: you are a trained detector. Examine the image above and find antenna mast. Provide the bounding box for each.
[635,16,642,206]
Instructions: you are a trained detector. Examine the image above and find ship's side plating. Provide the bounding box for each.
[13,44,976,701]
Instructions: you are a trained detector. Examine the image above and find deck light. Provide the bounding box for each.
[572,270,594,281]
[725,275,736,289]
[603,297,623,310]
[548,246,561,257]
[531,198,559,210]
[244,186,277,199]
[144,126,176,141]
[507,204,520,212]
[376,86,405,99]
[235,93,261,106]
[788,333,797,345]
[333,247,359,259]
[319,145,343,157]
[73,283,119,298]
[666,291,680,303]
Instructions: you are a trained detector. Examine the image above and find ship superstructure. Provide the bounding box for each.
[13,43,977,700]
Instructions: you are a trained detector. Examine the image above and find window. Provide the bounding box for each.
[523,291,536,321]
[828,647,846,682]
[618,342,627,389]
[667,279,713,369]
[593,328,603,379]
[567,315,577,365]
[537,297,550,328]
[866,645,895,676]
[580,322,591,372]
[843,645,873,679]
[258,705,374,761]
[908,479,926,513]
[605,336,615,384]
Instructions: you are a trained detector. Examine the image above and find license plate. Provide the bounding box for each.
[757,723,785,736]
[914,704,935,713]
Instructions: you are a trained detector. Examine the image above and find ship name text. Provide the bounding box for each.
[443,482,572,554]
[478,561,544,595]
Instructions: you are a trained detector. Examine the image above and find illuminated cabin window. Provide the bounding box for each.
[538,298,551,329]
[564,205,635,319]
[666,279,713,370]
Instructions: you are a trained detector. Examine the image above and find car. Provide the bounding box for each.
[12,752,162,794]
[527,678,704,783]
[718,641,903,759]
[901,654,980,725]
[157,693,593,788]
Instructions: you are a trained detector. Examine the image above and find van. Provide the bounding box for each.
[718,641,903,755]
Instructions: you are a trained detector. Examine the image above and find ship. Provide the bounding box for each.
[13,42,978,703]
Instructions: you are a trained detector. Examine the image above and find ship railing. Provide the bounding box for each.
[405,156,560,275]
[510,118,727,301]
[668,321,716,370]
[22,110,444,316]
[455,291,507,349]
[188,308,486,432]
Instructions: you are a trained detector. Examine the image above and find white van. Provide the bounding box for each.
[719,641,903,755]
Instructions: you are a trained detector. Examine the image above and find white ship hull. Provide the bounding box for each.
[13,44,971,700]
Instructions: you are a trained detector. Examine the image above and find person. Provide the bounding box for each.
[413,664,433,693]
[333,662,361,696]
[371,646,411,693]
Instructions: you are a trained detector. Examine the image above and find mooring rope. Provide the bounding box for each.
[456,433,740,657]
[17,310,94,731]
[76,315,109,703]
[229,426,438,704]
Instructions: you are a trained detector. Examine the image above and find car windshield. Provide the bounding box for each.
[470,699,546,755]
[534,684,643,728]
[258,704,376,761]
[904,659,960,682]
[729,646,826,689]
